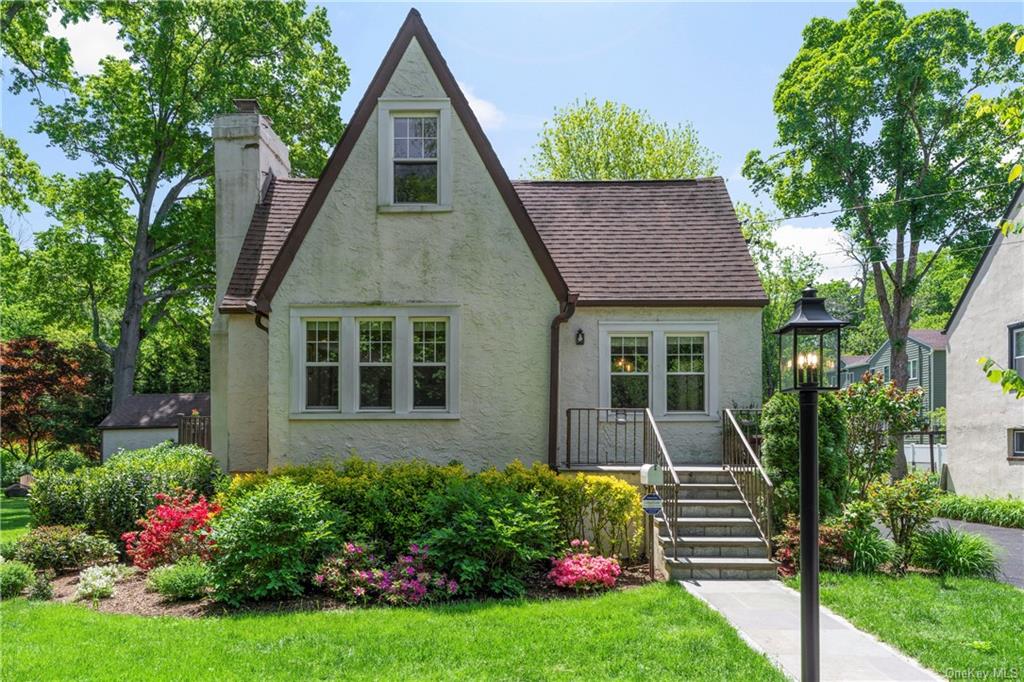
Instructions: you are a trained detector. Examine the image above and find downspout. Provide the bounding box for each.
[246,300,270,334]
[548,293,579,469]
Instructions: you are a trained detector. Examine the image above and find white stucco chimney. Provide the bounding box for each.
[211,99,291,306]
[210,99,290,472]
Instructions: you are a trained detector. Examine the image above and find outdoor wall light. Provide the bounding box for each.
[575,329,585,346]
[775,287,846,682]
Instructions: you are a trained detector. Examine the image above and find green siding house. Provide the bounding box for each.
[840,329,947,412]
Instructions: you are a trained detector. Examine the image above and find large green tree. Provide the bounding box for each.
[744,0,1022,390]
[528,97,718,180]
[2,0,350,405]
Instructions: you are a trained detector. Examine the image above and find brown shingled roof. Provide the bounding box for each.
[220,178,316,312]
[99,393,209,430]
[908,329,947,351]
[220,177,768,310]
[513,179,766,306]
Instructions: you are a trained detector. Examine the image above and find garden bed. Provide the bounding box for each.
[46,561,654,618]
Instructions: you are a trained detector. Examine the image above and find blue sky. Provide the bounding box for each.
[3,1,1022,278]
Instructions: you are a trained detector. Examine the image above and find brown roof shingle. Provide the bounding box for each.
[99,393,210,430]
[219,177,767,310]
[909,329,947,351]
[220,178,317,312]
[512,179,766,305]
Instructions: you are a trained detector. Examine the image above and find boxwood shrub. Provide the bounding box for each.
[29,443,223,541]
[0,559,33,599]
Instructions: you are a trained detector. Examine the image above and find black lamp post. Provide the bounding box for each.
[776,288,846,682]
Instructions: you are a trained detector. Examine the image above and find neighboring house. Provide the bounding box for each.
[944,185,1024,498]
[98,393,210,460]
[208,11,766,473]
[838,331,947,414]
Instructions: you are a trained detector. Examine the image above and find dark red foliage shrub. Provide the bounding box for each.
[122,491,220,570]
[772,514,849,577]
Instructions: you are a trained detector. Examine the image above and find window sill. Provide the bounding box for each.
[378,204,453,214]
[1008,457,1024,463]
[289,411,460,421]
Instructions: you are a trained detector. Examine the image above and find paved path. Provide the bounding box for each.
[683,580,941,682]
[931,518,1023,588]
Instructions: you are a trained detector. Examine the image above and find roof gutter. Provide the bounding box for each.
[548,293,579,469]
[245,300,270,333]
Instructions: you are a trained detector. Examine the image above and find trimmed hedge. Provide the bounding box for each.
[935,494,1024,529]
[29,443,224,542]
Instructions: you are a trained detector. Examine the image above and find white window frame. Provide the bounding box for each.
[599,322,719,421]
[665,333,708,414]
[290,305,460,419]
[411,317,450,411]
[908,358,919,381]
[1011,429,1024,458]
[607,333,652,410]
[357,318,395,412]
[377,98,453,211]
[1012,327,1024,375]
[302,318,341,411]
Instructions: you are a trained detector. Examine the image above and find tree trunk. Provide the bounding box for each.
[111,204,154,407]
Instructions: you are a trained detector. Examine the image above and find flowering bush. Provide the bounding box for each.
[122,492,220,570]
[315,542,457,606]
[547,539,621,591]
[75,564,133,602]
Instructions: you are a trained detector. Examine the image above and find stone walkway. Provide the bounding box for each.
[682,580,940,682]
[931,518,1024,588]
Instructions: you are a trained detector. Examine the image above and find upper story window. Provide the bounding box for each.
[1011,325,1024,375]
[908,358,919,381]
[378,99,452,210]
[1012,430,1024,458]
[290,306,459,419]
[600,323,719,420]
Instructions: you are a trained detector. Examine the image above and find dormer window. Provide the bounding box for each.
[378,99,452,210]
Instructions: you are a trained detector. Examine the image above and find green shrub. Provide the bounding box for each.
[935,494,1024,529]
[31,443,223,542]
[211,479,337,605]
[913,526,999,577]
[27,571,54,601]
[868,473,941,572]
[0,541,15,560]
[1,449,30,488]
[147,556,212,601]
[28,469,86,526]
[13,525,117,572]
[0,559,33,598]
[218,457,467,556]
[40,449,94,473]
[422,478,558,598]
[845,527,894,573]
[760,391,848,527]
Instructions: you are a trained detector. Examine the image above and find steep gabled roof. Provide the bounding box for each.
[944,183,1024,336]
[908,329,947,351]
[249,9,568,313]
[842,354,870,368]
[512,180,767,306]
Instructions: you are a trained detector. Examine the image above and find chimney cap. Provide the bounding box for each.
[233,99,261,114]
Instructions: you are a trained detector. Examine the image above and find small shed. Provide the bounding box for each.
[98,393,210,460]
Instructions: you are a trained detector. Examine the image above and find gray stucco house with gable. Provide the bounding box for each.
[840,329,947,415]
[208,10,766,476]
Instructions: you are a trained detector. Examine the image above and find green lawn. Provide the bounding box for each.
[0,497,31,543]
[787,572,1024,677]
[0,584,783,681]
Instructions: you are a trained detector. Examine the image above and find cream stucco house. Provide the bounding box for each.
[209,10,766,475]
[944,185,1024,498]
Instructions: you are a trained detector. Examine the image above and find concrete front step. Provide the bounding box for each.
[673,483,742,500]
[660,516,759,537]
[660,535,770,559]
[670,500,750,518]
[670,466,733,485]
[666,556,778,580]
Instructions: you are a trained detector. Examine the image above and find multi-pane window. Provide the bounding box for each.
[1013,328,1024,375]
[359,320,393,410]
[1013,430,1024,458]
[609,335,649,409]
[666,335,705,412]
[412,320,447,409]
[305,320,339,409]
[908,358,919,381]
[393,115,438,204]
[882,365,891,382]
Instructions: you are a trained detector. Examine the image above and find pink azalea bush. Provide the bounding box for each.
[314,542,458,606]
[547,539,621,591]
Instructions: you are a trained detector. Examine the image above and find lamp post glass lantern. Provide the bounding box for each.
[776,288,846,682]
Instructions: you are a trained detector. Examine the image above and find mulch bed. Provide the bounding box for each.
[48,562,654,619]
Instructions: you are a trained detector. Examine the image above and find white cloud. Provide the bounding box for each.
[458,82,506,131]
[773,223,861,282]
[47,12,127,76]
